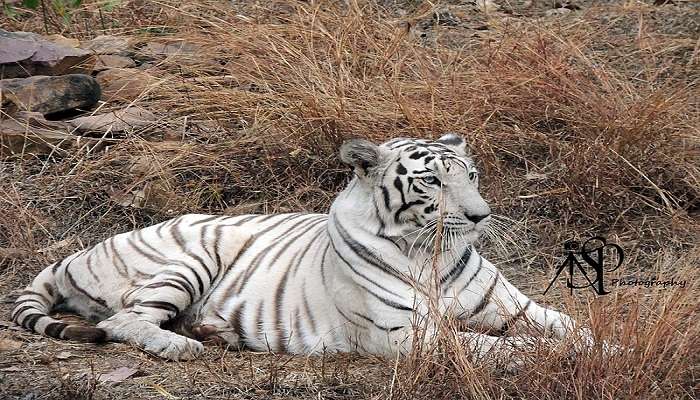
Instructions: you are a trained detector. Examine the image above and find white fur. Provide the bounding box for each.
[14,137,603,366]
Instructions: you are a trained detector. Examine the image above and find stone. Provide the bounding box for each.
[139,40,221,70]
[80,35,131,55]
[0,29,93,78]
[140,41,200,57]
[15,111,70,130]
[46,34,80,48]
[93,54,136,71]
[139,41,207,67]
[68,106,156,133]
[0,74,101,116]
[0,31,37,65]
[0,118,103,157]
[96,68,155,102]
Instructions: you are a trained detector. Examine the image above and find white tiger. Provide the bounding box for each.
[13,134,598,362]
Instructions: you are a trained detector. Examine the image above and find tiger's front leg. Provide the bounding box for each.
[451,254,593,348]
[365,318,544,372]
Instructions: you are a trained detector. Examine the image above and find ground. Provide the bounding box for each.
[0,1,698,399]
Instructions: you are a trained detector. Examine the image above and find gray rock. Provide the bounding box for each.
[0,116,103,157]
[80,35,131,56]
[96,68,155,102]
[93,54,136,71]
[0,29,93,78]
[0,74,101,116]
[141,41,200,57]
[68,106,156,133]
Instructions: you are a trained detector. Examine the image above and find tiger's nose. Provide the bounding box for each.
[466,213,490,224]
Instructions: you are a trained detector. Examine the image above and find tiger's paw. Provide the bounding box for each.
[570,328,630,358]
[142,333,204,361]
[600,341,632,356]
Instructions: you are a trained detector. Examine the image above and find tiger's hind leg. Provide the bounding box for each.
[96,274,204,360]
[189,307,245,350]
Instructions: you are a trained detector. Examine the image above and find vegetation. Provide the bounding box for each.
[1,1,697,399]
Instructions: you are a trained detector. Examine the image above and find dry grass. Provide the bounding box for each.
[1,1,698,399]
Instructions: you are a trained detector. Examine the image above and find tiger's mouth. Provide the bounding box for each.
[443,221,488,231]
[442,222,488,240]
[442,222,471,229]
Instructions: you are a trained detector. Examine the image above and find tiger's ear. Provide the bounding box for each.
[437,133,468,155]
[340,139,383,176]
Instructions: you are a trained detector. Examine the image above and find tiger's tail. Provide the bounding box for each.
[12,265,106,342]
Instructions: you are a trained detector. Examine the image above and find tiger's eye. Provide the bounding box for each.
[423,176,438,185]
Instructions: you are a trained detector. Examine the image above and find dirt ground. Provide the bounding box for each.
[1,0,698,399]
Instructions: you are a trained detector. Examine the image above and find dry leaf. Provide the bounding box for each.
[0,337,23,351]
[98,366,139,383]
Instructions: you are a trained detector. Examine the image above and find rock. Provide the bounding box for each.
[68,106,156,133]
[15,111,70,130]
[139,40,221,70]
[0,31,37,65]
[141,41,200,57]
[0,29,93,78]
[81,35,131,55]
[0,117,104,157]
[46,34,80,48]
[96,68,155,102]
[93,54,136,71]
[0,74,101,116]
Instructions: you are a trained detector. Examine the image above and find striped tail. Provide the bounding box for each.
[12,265,106,342]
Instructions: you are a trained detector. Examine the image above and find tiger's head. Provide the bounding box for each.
[339,133,491,245]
